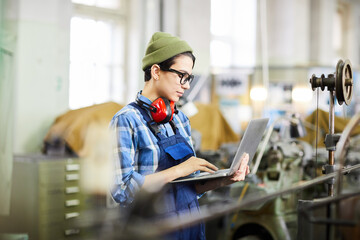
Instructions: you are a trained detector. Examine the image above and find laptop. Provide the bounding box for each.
[171,118,269,183]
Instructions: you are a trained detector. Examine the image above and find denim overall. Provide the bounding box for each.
[130,102,206,240]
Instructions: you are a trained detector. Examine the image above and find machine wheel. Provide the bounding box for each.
[235,235,265,240]
[335,59,353,105]
[233,224,273,240]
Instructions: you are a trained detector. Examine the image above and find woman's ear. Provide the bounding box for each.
[151,64,161,81]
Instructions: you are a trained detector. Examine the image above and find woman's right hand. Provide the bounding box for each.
[174,156,218,178]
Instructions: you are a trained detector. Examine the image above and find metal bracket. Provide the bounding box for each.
[324,134,341,151]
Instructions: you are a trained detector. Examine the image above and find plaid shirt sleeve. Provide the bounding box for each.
[110,108,145,206]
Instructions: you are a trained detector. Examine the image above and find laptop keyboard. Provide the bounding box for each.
[197,169,228,176]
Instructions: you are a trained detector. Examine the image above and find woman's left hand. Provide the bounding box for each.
[226,153,250,184]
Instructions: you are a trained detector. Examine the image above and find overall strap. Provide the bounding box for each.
[129,102,165,140]
[169,119,180,135]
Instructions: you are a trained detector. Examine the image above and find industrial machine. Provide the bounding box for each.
[199,115,320,240]
[199,59,360,240]
[297,59,358,240]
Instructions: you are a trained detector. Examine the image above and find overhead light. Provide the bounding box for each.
[250,86,267,101]
[292,86,312,102]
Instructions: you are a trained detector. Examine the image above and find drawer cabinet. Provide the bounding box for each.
[5,155,91,240]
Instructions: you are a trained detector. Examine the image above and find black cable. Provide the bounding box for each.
[315,88,320,177]
[314,88,319,197]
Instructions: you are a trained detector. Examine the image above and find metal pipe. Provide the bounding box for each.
[326,91,336,240]
[121,164,360,237]
[332,112,360,240]
[260,0,269,92]
[74,164,360,239]
[335,112,360,196]
[329,91,335,166]
[251,120,275,174]
[159,0,164,31]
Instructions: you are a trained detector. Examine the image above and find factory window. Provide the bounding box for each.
[69,0,126,109]
[72,0,122,9]
[210,0,257,68]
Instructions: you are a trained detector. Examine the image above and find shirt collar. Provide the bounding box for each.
[137,90,153,106]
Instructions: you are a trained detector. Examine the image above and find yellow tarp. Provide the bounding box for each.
[300,109,360,147]
[44,102,239,156]
[189,103,239,150]
[44,102,123,155]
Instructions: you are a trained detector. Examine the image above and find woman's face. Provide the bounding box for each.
[156,55,193,102]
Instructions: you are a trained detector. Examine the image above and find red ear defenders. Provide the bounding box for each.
[136,97,176,124]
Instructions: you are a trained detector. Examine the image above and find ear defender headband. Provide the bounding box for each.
[136,97,176,124]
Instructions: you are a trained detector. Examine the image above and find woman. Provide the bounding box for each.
[110,32,249,239]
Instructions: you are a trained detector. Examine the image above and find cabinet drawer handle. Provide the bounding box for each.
[65,212,80,219]
[65,186,80,194]
[64,228,80,236]
[66,174,79,181]
[66,164,80,171]
[65,199,80,207]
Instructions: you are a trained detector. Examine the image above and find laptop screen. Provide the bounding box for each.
[228,118,269,175]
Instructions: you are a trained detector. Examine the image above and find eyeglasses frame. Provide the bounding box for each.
[160,67,194,85]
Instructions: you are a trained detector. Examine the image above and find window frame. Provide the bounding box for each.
[69,1,128,109]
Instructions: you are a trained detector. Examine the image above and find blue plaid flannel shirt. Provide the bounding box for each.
[109,92,194,206]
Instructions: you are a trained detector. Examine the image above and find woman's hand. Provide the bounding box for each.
[143,156,218,190]
[174,156,218,178]
[195,153,250,194]
[224,153,250,184]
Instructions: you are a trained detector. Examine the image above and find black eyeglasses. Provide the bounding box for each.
[161,68,194,85]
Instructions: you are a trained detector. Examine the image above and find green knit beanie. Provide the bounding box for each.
[142,32,193,70]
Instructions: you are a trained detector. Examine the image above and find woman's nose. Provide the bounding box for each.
[182,81,191,90]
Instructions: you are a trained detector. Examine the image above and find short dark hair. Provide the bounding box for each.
[144,51,196,82]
